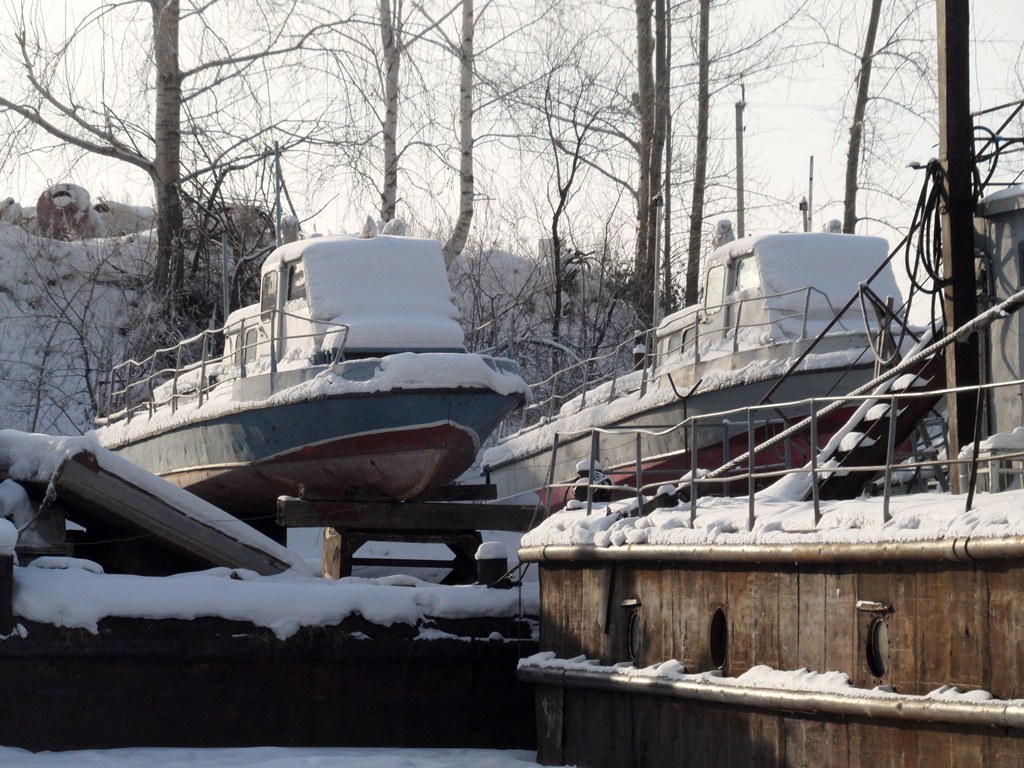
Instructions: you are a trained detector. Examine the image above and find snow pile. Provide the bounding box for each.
[11,566,538,640]
[960,425,1024,458]
[520,651,1013,707]
[521,488,1024,549]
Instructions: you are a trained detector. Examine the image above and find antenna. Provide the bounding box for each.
[735,85,746,238]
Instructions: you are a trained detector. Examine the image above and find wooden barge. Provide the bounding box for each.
[519,538,1024,766]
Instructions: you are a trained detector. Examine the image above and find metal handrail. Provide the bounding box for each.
[545,374,1024,532]
[100,308,349,424]
[502,284,887,437]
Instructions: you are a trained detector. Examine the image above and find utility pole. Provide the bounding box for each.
[808,155,814,231]
[735,85,746,238]
[937,0,979,492]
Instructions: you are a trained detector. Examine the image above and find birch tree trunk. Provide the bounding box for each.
[684,0,709,308]
[443,0,474,267]
[843,0,882,234]
[647,0,669,323]
[380,0,401,223]
[634,0,655,326]
[151,0,184,297]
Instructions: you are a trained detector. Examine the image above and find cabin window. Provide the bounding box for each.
[236,328,259,365]
[261,271,278,320]
[287,264,307,302]
[704,265,725,313]
[733,255,758,293]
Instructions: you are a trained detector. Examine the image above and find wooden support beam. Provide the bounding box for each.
[278,497,539,532]
[937,0,979,491]
[299,483,499,503]
[53,453,296,575]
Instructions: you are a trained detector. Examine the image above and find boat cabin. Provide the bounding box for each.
[655,232,898,368]
[223,234,466,369]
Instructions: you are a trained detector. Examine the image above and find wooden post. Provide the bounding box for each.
[937,0,979,492]
[0,555,12,633]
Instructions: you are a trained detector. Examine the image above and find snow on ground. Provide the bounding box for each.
[0,747,551,767]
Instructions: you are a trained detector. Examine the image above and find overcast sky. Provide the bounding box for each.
[3,0,1021,242]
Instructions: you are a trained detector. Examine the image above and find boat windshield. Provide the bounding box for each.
[704,265,725,313]
[734,255,759,292]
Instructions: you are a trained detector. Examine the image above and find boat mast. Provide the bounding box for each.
[936,0,979,491]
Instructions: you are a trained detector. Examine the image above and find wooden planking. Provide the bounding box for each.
[540,557,1024,765]
[796,567,827,675]
[54,453,295,575]
[537,680,1024,767]
[987,561,1024,699]
[775,563,800,671]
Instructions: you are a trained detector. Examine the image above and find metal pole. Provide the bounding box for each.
[810,400,820,525]
[652,195,664,325]
[586,430,600,516]
[808,155,814,231]
[735,86,746,238]
[221,233,230,320]
[883,396,898,522]
[635,433,644,516]
[747,409,755,531]
[274,141,283,247]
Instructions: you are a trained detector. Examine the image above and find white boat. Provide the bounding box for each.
[94,231,530,537]
[482,229,909,505]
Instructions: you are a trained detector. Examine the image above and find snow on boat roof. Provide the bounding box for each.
[723,232,895,300]
[264,235,465,351]
[658,232,898,332]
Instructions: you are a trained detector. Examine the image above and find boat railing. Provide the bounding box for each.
[98,308,350,425]
[548,376,1024,525]
[501,284,884,438]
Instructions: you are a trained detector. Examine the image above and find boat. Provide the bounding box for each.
[94,230,530,537]
[482,229,912,506]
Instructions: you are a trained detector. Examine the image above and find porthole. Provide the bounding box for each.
[621,598,642,663]
[627,610,642,662]
[866,616,890,677]
[709,607,728,668]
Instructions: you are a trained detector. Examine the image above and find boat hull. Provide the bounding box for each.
[484,364,870,504]
[105,388,521,534]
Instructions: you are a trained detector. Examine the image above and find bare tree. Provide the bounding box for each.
[684,0,710,308]
[842,0,882,233]
[812,0,934,233]
[0,1,353,304]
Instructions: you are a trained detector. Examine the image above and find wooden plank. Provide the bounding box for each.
[796,569,826,674]
[277,497,539,532]
[54,453,295,575]
[299,483,499,503]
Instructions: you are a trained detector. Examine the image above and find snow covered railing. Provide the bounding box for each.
[98,308,349,424]
[533,374,1024,527]
[502,283,884,438]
